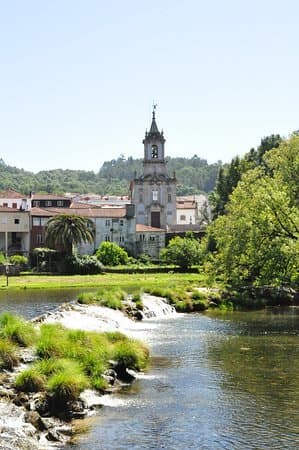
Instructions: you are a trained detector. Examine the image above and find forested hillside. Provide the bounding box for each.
[0,156,222,196]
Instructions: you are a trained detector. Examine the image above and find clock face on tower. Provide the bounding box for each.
[151,144,158,158]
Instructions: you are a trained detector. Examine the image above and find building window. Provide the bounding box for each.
[139,190,143,202]
[34,201,40,207]
[36,234,44,245]
[152,190,158,201]
[45,201,52,207]
[139,234,145,241]
[180,215,186,221]
[12,203,17,208]
[168,193,171,203]
[120,219,124,226]
[57,201,64,206]
[14,218,20,224]
[105,235,110,241]
[105,220,110,227]
[119,235,124,243]
[3,203,8,207]
[149,235,155,241]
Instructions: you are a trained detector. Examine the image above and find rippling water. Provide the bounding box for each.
[0,290,298,449]
[64,308,299,450]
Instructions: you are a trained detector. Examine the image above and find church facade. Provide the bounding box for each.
[130,109,177,231]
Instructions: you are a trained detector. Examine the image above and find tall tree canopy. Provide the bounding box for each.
[207,136,299,288]
[46,214,95,255]
[210,134,283,218]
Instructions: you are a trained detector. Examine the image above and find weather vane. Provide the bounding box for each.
[153,102,158,112]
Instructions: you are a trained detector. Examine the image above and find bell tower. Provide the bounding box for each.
[131,107,177,229]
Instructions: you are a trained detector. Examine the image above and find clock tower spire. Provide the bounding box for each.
[131,107,177,230]
[143,106,166,174]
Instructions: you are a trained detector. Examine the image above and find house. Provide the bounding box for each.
[30,193,71,209]
[0,207,30,256]
[0,189,29,210]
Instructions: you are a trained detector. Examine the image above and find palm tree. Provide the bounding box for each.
[45,214,95,255]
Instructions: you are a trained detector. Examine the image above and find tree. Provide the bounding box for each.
[207,136,299,288]
[46,214,95,255]
[160,232,202,270]
[96,242,129,266]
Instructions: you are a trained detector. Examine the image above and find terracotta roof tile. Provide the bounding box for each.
[0,189,26,199]
[136,224,165,233]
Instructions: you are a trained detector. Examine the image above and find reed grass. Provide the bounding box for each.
[0,337,19,370]
[0,312,37,347]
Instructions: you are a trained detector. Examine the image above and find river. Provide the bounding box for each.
[0,290,298,450]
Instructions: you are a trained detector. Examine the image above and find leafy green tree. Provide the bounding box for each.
[46,214,95,255]
[160,232,202,270]
[207,136,299,288]
[211,135,284,219]
[96,242,129,266]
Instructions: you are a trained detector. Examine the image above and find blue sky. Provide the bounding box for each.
[0,0,298,173]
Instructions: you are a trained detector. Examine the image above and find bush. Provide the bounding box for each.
[0,313,37,347]
[96,242,129,266]
[0,338,19,370]
[9,255,28,267]
[65,254,105,275]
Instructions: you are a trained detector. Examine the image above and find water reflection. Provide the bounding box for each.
[1,290,298,449]
[0,288,97,319]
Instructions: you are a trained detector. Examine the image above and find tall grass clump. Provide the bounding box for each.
[0,338,19,370]
[113,339,149,372]
[15,366,46,392]
[77,288,125,310]
[0,312,37,347]
[131,292,143,310]
[46,360,89,405]
[36,323,67,359]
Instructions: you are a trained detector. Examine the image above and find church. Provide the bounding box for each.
[129,107,206,259]
[130,107,177,230]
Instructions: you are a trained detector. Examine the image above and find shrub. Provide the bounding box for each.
[65,254,105,275]
[0,312,37,347]
[9,255,28,266]
[0,338,19,370]
[15,367,46,392]
[96,242,129,266]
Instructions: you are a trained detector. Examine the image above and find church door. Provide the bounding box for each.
[151,212,160,228]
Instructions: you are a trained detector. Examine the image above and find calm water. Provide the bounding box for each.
[0,290,298,449]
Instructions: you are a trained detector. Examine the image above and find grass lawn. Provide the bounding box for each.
[1,271,205,292]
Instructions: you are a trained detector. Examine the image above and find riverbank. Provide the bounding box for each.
[0,295,174,449]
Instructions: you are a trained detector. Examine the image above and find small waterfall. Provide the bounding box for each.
[141,294,177,319]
